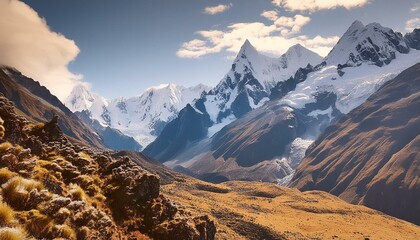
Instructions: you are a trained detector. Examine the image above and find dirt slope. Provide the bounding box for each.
[162,179,420,239]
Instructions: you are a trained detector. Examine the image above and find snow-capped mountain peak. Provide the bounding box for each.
[65,84,106,113]
[228,40,322,90]
[281,43,323,69]
[65,83,210,147]
[194,40,323,128]
[236,39,260,61]
[325,20,410,66]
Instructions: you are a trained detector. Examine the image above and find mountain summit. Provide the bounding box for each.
[144,41,323,161]
[325,20,410,66]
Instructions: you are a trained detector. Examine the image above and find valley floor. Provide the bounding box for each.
[161,179,420,240]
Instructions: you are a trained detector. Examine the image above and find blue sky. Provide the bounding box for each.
[5,0,420,99]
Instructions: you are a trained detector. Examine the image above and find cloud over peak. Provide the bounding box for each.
[0,0,83,100]
[177,11,338,59]
[203,4,232,15]
[272,0,369,12]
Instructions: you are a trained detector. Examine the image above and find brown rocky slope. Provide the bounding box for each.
[0,95,215,239]
[290,63,420,225]
[0,67,105,148]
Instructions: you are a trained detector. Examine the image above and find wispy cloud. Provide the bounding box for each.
[406,18,420,32]
[272,0,369,12]
[410,2,420,12]
[203,4,232,15]
[0,0,84,100]
[177,12,338,58]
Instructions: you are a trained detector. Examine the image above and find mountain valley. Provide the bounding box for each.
[1,1,419,238]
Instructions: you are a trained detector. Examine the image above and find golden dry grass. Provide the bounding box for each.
[0,227,27,240]
[1,177,43,209]
[0,142,13,153]
[53,224,76,239]
[161,180,420,240]
[0,202,15,227]
[24,210,54,238]
[69,184,86,201]
[0,168,17,185]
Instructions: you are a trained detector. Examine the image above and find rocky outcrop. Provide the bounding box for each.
[0,95,216,239]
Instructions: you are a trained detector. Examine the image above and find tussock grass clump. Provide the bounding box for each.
[78,226,89,239]
[0,168,17,185]
[24,210,54,238]
[74,175,93,187]
[0,202,15,227]
[78,152,92,161]
[53,224,76,239]
[0,227,27,240]
[0,142,13,153]
[54,207,71,224]
[69,184,86,201]
[22,123,44,133]
[1,177,43,209]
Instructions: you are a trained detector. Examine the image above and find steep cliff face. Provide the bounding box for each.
[0,95,216,239]
[290,63,420,225]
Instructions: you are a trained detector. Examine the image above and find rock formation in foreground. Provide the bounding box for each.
[0,94,215,239]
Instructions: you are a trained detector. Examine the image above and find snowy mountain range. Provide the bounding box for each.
[199,41,322,129]
[65,83,210,148]
[65,40,321,149]
[144,21,420,184]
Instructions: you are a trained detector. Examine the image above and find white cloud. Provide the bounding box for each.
[177,12,338,58]
[406,18,420,32]
[203,4,232,15]
[274,15,311,36]
[410,3,420,12]
[0,0,83,100]
[261,10,278,21]
[272,0,369,12]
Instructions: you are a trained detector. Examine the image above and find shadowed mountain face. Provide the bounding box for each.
[290,63,420,225]
[0,67,105,148]
[143,104,212,162]
[211,103,306,168]
[75,110,141,151]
